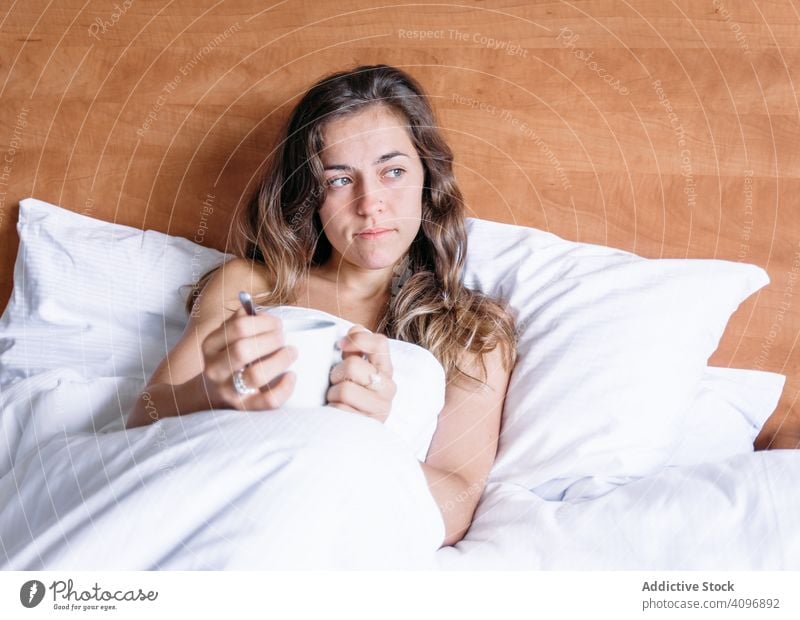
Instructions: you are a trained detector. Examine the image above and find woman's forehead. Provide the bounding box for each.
[320,106,415,160]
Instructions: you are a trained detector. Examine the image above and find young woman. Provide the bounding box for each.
[126,64,517,548]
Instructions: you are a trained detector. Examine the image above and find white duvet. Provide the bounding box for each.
[1,367,799,570]
[1,383,445,570]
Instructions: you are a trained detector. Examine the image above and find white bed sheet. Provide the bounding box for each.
[440,452,800,569]
[1,367,798,569]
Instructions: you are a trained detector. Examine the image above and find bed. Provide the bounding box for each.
[0,197,797,569]
[1,1,798,570]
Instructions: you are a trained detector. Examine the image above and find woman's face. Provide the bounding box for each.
[317,105,425,272]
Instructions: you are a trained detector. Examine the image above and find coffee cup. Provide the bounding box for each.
[279,317,341,408]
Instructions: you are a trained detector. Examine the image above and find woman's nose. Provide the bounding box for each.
[355,180,386,216]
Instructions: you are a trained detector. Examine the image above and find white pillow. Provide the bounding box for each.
[526,364,786,501]
[0,197,230,388]
[0,198,784,491]
[667,365,785,467]
[461,218,773,495]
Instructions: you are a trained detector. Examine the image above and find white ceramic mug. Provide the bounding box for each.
[279,317,341,408]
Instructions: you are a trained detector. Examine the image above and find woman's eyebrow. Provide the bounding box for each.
[374,150,409,164]
[323,151,409,171]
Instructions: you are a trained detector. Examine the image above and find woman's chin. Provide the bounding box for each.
[346,252,404,272]
[362,260,399,272]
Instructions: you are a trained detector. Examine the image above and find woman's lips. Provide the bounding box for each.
[355,229,394,240]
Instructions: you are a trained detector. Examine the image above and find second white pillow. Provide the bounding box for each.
[461,218,771,494]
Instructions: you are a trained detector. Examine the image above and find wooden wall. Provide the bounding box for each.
[1,0,798,444]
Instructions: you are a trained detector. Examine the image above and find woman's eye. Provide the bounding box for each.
[385,168,405,178]
[327,176,351,188]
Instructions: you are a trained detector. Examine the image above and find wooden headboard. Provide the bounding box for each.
[1,1,797,444]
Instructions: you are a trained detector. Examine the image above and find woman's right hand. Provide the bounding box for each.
[200,306,298,410]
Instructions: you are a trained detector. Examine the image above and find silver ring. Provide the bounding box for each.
[367,372,383,391]
[232,369,258,396]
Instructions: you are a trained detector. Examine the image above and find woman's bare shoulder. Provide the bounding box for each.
[218,257,272,291]
[191,257,271,324]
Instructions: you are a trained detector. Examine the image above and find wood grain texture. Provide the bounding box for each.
[1,0,797,443]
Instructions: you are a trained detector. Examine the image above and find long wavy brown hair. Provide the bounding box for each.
[186,64,517,387]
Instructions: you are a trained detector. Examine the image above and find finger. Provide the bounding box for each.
[204,311,282,356]
[337,327,393,376]
[328,355,376,387]
[203,310,283,356]
[224,345,297,391]
[326,380,391,422]
[249,370,297,411]
[328,402,358,414]
[331,362,397,401]
[336,324,368,349]
[205,332,289,379]
[339,325,371,361]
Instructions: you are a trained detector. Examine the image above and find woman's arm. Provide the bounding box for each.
[328,329,511,547]
[422,345,512,547]
[126,258,295,429]
[126,375,221,429]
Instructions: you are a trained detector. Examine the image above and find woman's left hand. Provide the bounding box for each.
[326,325,396,423]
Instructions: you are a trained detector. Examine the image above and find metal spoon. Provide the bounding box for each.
[238,290,256,316]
